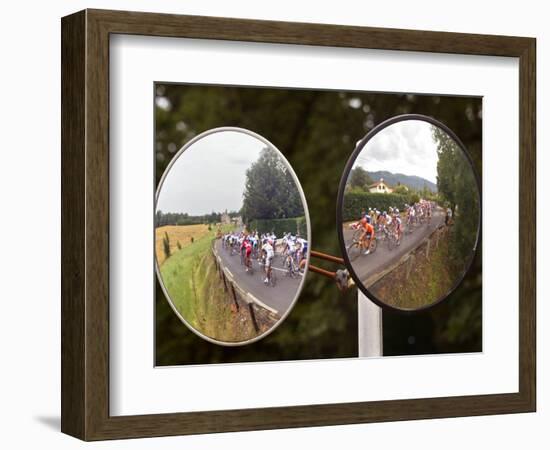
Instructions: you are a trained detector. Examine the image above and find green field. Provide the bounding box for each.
[159,226,260,342]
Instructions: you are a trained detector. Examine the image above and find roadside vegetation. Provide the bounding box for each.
[157,223,265,342]
[370,229,455,309]
[434,126,480,269]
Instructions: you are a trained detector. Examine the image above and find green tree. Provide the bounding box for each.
[393,184,409,195]
[348,166,373,190]
[434,125,479,265]
[156,210,163,226]
[241,147,303,222]
[162,231,171,260]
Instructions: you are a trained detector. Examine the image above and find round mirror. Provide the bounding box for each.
[155,127,310,345]
[337,115,480,312]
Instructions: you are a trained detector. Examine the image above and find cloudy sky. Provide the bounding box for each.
[156,131,266,215]
[353,120,439,184]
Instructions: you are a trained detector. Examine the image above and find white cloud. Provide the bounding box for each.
[354,120,439,183]
[156,131,266,215]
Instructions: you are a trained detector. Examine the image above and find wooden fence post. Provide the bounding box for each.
[248,303,259,332]
[230,283,240,311]
[221,271,228,291]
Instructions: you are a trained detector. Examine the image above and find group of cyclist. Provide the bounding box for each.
[352,199,436,256]
[405,199,434,227]
[221,229,308,285]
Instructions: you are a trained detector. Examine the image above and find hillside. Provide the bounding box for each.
[367,170,437,192]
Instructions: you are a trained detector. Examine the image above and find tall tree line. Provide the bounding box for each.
[156,210,240,227]
[435,125,480,265]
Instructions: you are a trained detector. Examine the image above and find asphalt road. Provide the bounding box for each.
[214,239,303,316]
[343,208,445,286]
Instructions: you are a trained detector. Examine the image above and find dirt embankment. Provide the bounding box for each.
[370,226,462,310]
[211,250,278,340]
[178,245,277,343]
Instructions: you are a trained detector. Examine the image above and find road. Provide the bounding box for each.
[343,208,445,286]
[214,239,303,316]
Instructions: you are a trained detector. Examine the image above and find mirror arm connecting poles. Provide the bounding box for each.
[308,250,353,291]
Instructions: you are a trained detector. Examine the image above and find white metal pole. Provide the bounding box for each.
[358,290,383,357]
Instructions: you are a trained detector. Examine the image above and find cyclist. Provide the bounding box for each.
[297,236,308,263]
[286,235,296,260]
[243,238,253,272]
[408,203,415,225]
[385,211,393,228]
[445,206,453,226]
[262,239,275,284]
[299,255,307,272]
[376,210,385,231]
[249,233,258,258]
[394,208,403,241]
[369,208,377,224]
[360,215,375,255]
[239,233,248,264]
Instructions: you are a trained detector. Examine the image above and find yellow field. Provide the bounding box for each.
[155,224,211,265]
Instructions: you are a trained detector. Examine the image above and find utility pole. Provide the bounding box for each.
[358,291,383,357]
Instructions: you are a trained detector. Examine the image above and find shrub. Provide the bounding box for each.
[162,231,171,260]
[342,192,412,221]
[249,216,306,237]
[177,241,182,250]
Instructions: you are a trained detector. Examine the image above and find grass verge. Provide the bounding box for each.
[158,226,271,342]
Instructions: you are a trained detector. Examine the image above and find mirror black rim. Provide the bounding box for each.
[336,114,482,313]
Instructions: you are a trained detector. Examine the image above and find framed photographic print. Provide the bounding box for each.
[61,9,536,440]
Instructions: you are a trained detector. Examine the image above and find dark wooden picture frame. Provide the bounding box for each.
[61,9,536,441]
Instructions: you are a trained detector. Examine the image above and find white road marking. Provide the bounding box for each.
[247,293,278,315]
[271,266,302,275]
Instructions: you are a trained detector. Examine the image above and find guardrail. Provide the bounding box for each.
[211,239,279,333]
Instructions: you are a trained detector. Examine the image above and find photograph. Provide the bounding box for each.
[155,128,310,345]
[339,117,480,311]
[154,83,483,366]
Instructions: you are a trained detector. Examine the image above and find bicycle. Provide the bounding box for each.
[267,266,277,286]
[405,216,415,234]
[244,255,254,275]
[239,246,246,265]
[383,226,397,250]
[258,254,277,287]
[351,227,363,242]
[284,253,300,278]
[346,234,377,261]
